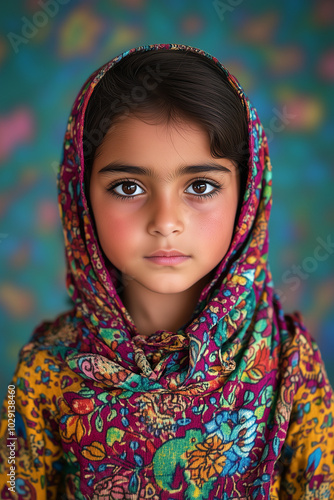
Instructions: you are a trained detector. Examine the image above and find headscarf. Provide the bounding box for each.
[2,43,333,500]
[57,43,276,393]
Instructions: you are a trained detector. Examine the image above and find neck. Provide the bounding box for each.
[121,276,210,336]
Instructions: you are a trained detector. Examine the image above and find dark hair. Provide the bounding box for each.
[83,49,249,205]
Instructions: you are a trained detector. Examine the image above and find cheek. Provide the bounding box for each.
[95,207,139,257]
[195,202,236,244]
[110,216,134,240]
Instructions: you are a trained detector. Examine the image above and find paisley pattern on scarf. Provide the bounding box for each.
[1,44,334,500]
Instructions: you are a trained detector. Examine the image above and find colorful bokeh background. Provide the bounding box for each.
[0,0,333,402]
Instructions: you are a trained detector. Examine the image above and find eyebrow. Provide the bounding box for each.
[97,161,233,176]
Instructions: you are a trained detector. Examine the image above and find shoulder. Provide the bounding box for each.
[276,314,334,497]
[12,311,79,397]
[283,311,318,353]
[282,312,333,406]
[18,310,77,362]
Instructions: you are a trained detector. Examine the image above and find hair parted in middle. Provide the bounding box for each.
[83,49,249,210]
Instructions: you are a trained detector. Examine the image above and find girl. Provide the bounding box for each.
[0,43,333,500]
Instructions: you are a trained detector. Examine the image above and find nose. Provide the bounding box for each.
[147,193,184,237]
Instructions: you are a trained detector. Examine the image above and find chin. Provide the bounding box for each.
[142,279,199,295]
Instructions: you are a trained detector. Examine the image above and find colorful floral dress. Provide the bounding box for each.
[1,44,333,500]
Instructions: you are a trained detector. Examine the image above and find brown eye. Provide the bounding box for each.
[192,181,207,194]
[185,180,217,196]
[111,181,145,197]
[122,182,137,195]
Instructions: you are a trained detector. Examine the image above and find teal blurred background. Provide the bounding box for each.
[0,0,333,402]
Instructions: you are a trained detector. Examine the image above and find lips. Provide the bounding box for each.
[144,249,190,265]
[147,249,188,258]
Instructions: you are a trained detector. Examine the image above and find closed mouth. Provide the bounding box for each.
[145,249,189,258]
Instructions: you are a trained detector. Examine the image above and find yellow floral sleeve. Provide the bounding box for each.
[271,334,334,499]
[0,344,65,499]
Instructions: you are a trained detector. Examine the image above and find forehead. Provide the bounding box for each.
[92,114,237,177]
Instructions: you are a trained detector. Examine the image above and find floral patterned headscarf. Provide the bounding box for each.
[6,44,332,499]
[58,43,276,392]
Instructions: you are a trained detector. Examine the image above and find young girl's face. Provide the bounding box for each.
[89,115,240,295]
